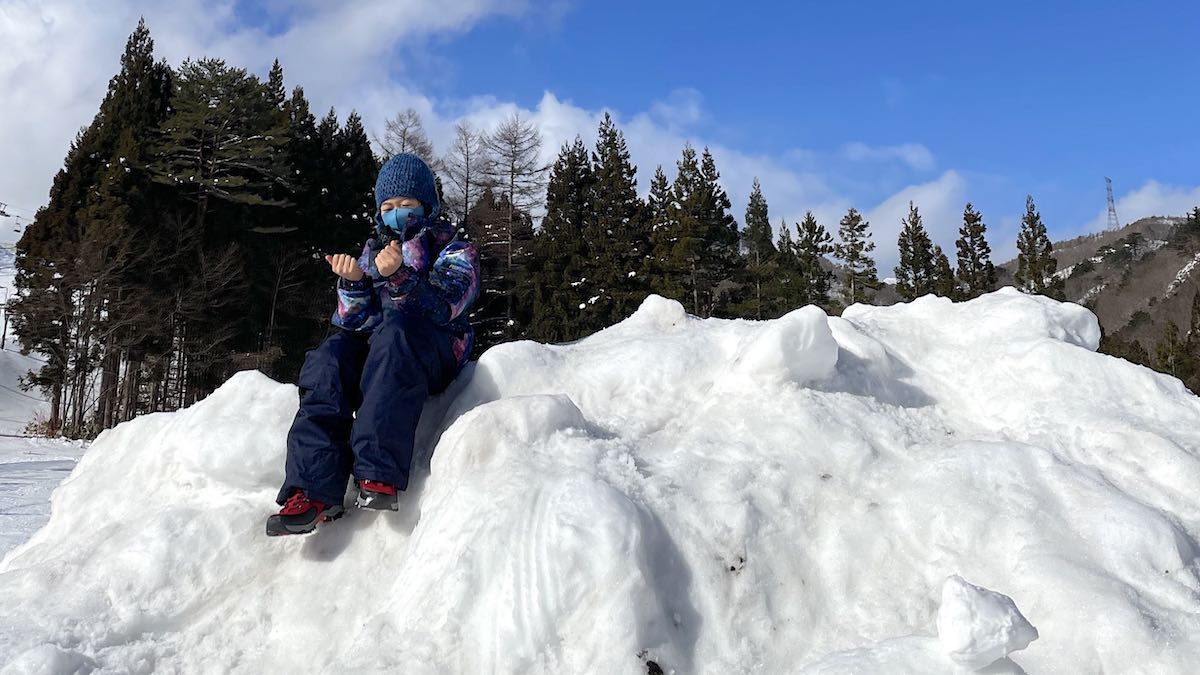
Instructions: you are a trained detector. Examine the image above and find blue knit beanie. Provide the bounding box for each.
[374,153,440,218]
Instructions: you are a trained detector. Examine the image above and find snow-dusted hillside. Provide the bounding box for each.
[1,290,1198,673]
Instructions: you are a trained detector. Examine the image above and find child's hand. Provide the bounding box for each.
[376,240,404,277]
[324,253,365,282]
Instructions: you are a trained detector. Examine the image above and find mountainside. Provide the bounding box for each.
[1,291,1197,673]
[999,216,1196,349]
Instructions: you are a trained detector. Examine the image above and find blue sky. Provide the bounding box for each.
[4,0,1199,269]
[411,1,1199,238]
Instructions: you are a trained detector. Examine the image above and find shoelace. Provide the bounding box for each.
[280,491,313,516]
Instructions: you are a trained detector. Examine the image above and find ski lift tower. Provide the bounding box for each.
[1105,178,1120,231]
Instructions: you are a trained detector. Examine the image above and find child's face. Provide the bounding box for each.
[380,196,422,213]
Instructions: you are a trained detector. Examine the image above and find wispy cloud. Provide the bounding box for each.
[1077,181,1200,235]
[842,142,936,172]
[1,0,969,274]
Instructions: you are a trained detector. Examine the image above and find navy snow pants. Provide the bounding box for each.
[276,310,462,506]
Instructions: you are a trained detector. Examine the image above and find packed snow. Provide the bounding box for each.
[1,289,1199,673]
[0,246,88,559]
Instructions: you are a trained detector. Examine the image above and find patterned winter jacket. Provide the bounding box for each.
[331,217,480,367]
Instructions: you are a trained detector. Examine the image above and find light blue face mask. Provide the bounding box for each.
[381,206,423,237]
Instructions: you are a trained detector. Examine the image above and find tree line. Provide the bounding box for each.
[10,22,1192,438]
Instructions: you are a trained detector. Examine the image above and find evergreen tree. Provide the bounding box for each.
[1014,195,1063,298]
[151,58,291,234]
[955,202,996,299]
[735,177,776,319]
[932,245,957,298]
[834,207,879,305]
[586,113,650,329]
[645,165,682,300]
[698,148,743,316]
[795,211,834,309]
[771,219,804,311]
[1154,320,1189,379]
[336,111,380,233]
[894,201,937,300]
[653,145,702,313]
[524,138,594,342]
[12,19,173,435]
[1168,206,1200,251]
[653,145,740,317]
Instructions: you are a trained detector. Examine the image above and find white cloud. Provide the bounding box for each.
[1078,180,1200,234]
[864,171,968,274]
[842,142,935,172]
[1,0,972,279]
[0,0,527,234]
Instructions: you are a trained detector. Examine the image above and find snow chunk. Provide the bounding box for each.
[621,294,688,333]
[937,576,1038,670]
[730,305,837,386]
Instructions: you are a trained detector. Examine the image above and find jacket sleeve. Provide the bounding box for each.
[330,242,383,332]
[384,239,480,326]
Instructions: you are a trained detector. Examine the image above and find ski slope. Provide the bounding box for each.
[1,290,1198,673]
[0,242,87,559]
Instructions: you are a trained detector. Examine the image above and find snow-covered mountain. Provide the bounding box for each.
[1,290,1198,673]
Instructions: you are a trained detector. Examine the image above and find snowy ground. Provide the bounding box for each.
[0,289,1198,673]
[0,347,85,560]
[0,246,87,559]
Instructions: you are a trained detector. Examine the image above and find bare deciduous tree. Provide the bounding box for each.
[375,108,437,167]
[442,121,492,227]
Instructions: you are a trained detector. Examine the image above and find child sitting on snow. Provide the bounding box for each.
[267,153,480,536]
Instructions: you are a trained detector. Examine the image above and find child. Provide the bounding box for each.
[267,153,480,537]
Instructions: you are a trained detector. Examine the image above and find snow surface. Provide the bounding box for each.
[0,344,86,560]
[0,253,85,559]
[1,289,1200,673]
[1165,252,1200,298]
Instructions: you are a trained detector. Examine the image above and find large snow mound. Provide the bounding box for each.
[1,289,1199,673]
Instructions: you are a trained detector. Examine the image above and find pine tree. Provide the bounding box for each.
[336,112,380,232]
[834,208,879,306]
[735,177,776,319]
[698,148,743,317]
[12,19,173,435]
[771,219,804,310]
[1014,195,1063,298]
[151,58,291,234]
[955,202,996,299]
[524,138,594,342]
[932,245,957,298]
[795,211,834,308]
[654,145,703,313]
[645,165,682,301]
[894,201,937,300]
[586,113,649,328]
[1154,320,1189,378]
[1168,206,1200,251]
[653,145,740,317]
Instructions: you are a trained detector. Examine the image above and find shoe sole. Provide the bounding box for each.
[265,505,346,537]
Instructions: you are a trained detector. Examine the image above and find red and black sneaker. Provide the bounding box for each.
[265,490,345,536]
[356,479,399,511]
